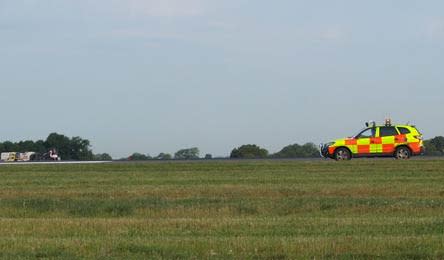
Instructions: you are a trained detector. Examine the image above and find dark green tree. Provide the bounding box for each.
[155,153,172,160]
[128,153,150,161]
[1,141,18,152]
[94,153,113,161]
[273,143,319,158]
[70,136,94,160]
[424,136,444,156]
[34,140,47,154]
[45,133,72,159]
[174,147,200,160]
[430,136,444,154]
[230,144,268,159]
[17,140,36,152]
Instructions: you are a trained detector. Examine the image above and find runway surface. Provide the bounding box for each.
[0,161,112,166]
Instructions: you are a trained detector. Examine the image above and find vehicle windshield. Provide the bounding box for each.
[354,128,376,139]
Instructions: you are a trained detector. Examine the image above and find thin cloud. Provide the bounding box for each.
[425,17,444,40]
[317,25,348,43]
[118,0,205,17]
[0,0,205,18]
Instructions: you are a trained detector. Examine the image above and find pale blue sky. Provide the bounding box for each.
[1,0,443,158]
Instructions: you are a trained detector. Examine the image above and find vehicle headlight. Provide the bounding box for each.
[320,142,334,150]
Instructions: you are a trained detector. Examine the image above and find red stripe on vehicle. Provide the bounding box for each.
[383,144,395,153]
[345,139,357,145]
[395,135,407,143]
[358,145,370,154]
[409,142,421,153]
[371,137,382,144]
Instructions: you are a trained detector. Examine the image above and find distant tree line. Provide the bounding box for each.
[230,143,319,159]
[126,152,173,161]
[126,143,320,161]
[424,136,444,156]
[122,136,444,161]
[2,134,443,161]
[0,133,107,161]
[127,147,200,161]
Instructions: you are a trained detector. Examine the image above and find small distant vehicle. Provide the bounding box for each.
[35,148,61,161]
[320,119,424,161]
[1,152,36,162]
[0,148,61,162]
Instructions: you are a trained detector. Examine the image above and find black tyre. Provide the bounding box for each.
[395,146,411,160]
[334,148,351,161]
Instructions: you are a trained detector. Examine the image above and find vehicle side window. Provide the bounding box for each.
[379,126,398,137]
[397,127,411,135]
[356,128,376,138]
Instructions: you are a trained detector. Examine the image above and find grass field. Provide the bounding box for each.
[0,159,444,259]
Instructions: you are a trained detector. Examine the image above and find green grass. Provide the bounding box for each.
[0,159,443,259]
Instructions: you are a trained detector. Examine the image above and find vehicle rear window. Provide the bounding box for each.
[397,127,411,135]
[379,127,398,137]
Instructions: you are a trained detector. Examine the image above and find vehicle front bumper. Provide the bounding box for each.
[319,143,334,159]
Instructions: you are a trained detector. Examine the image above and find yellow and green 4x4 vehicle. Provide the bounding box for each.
[320,120,424,160]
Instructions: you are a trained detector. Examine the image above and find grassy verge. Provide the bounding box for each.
[0,160,443,258]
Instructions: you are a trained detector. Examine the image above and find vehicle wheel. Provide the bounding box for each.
[334,148,351,161]
[395,146,411,160]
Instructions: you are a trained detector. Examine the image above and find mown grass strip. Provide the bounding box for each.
[0,160,443,258]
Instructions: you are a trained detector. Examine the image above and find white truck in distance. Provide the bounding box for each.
[0,149,60,162]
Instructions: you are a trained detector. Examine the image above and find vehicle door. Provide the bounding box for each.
[378,126,400,154]
[355,127,376,155]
